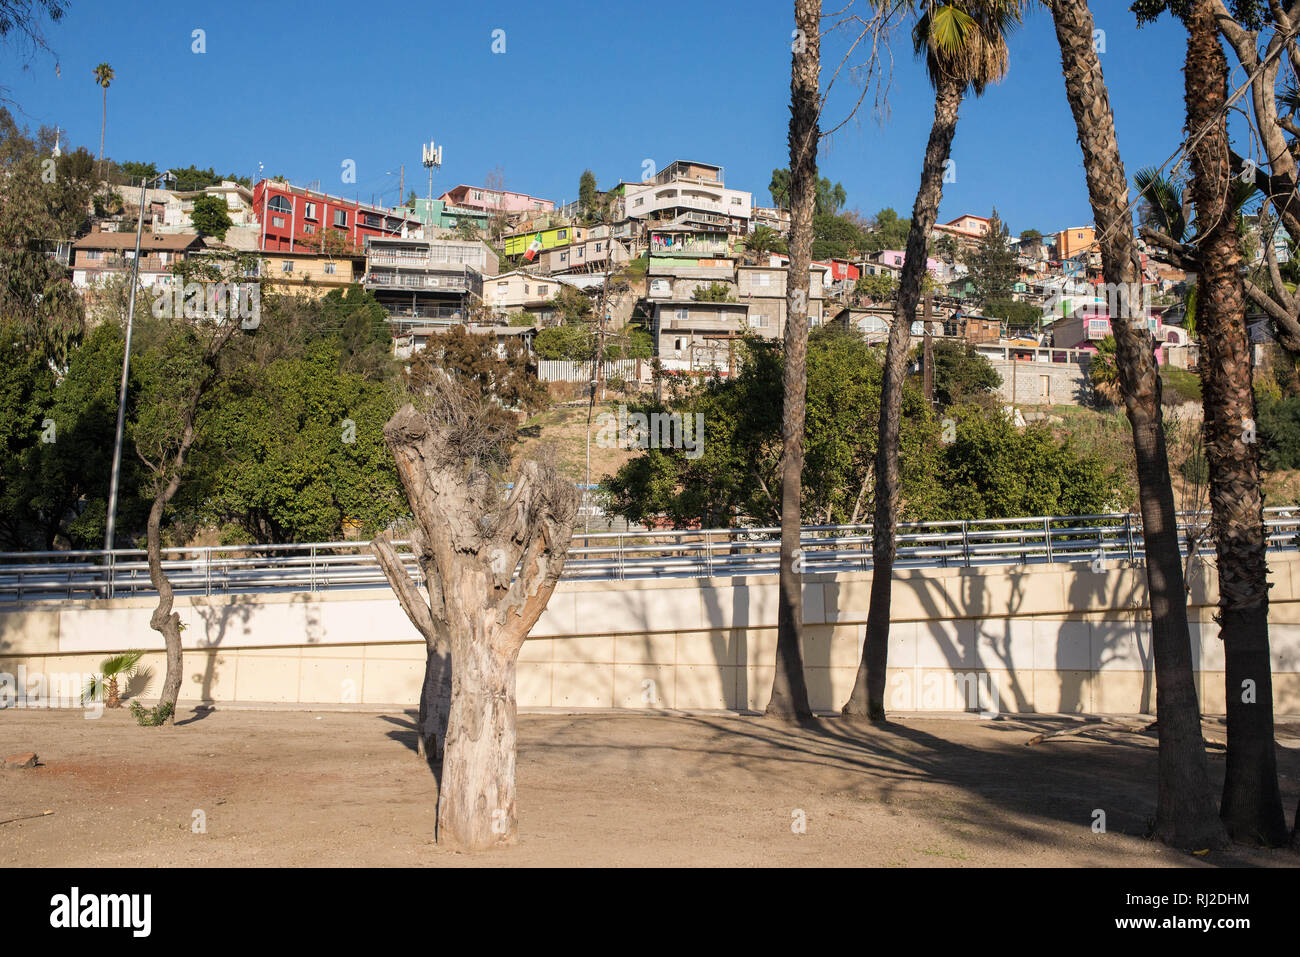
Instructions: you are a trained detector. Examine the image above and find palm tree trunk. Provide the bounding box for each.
[100,87,107,175]
[1048,0,1226,850]
[767,0,819,719]
[1184,0,1288,846]
[844,76,962,720]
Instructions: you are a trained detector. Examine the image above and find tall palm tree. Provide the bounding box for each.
[1047,0,1226,850]
[844,0,1025,721]
[1179,0,1288,847]
[93,62,113,178]
[767,0,819,719]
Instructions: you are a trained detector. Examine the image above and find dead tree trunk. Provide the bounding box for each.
[379,402,577,851]
[372,529,451,759]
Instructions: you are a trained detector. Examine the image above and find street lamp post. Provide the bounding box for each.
[103,176,155,586]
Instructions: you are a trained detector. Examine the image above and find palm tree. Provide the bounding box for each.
[93,62,113,178]
[1046,0,1226,850]
[844,0,1026,721]
[747,225,779,265]
[1179,0,1288,847]
[767,0,819,719]
[83,651,144,709]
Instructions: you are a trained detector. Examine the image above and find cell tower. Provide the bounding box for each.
[422,140,443,209]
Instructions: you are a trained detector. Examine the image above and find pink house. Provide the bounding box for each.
[877,249,942,277]
[438,185,554,214]
[1050,308,1169,364]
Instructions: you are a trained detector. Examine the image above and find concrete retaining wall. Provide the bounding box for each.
[2,556,1299,714]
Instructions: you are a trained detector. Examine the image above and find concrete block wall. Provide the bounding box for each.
[2,556,1299,715]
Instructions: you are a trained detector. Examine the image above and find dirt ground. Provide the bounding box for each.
[2,708,1297,867]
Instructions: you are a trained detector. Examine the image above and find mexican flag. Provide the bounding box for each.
[524,233,543,262]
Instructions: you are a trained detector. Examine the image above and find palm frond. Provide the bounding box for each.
[1134,167,1187,242]
[99,650,144,678]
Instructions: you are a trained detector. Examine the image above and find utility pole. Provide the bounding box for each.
[104,177,150,569]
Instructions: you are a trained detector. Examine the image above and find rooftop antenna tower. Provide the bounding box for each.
[422,139,443,213]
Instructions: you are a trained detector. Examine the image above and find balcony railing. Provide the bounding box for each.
[365,273,468,291]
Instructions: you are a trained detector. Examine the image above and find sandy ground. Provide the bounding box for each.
[1,707,1297,867]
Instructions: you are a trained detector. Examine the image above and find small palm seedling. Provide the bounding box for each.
[83,651,145,709]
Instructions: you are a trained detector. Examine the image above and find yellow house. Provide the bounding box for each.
[260,251,365,297]
[1055,226,1096,261]
[503,224,588,258]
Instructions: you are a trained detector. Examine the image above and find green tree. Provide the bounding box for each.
[855,273,898,302]
[769,167,791,209]
[578,169,598,221]
[927,339,1001,408]
[190,194,233,240]
[966,207,1017,304]
[0,108,93,365]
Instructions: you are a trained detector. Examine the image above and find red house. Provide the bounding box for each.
[252,180,424,252]
[815,258,860,282]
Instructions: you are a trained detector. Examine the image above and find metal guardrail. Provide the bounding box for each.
[1,510,1298,603]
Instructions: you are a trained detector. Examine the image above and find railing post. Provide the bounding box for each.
[310,545,317,592]
[704,531,713,578]
[618,533,625,580]
[1125,513,1136,562]
[106,550,114,600]
[962,521,971,567]
[1044,517,1053,564]
[205,547,212,597]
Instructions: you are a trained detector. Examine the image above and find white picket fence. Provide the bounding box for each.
[537,359,647,383]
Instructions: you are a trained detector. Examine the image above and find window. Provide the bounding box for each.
[595,242,603,252]
[272,216,286,228]
[303,202,317,220]
[268,195,291,213]
[334,210,348,227]
[537,285,548,295]
[675,307,688,320]
[755,272,771,287]
[304,224,315,235]
[86,250,103,261]
[634,197,644,207]
[557,229,568,239]
[731,197,742,205]
[472,190,484,201]
[363,213,381,228]
[324,262,336,275]
[282,261,294,273]
[559,252,568,262]
[674,338,683,352]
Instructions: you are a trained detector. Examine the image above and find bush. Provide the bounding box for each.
[1259,394,1300,469]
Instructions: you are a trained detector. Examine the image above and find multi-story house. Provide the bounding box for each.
[1055,225,1097,261]
[363,236,498,327]
[71,230,205,289]
[650,299,752,373]
[735,263,827,337]
[503,224,588,264]
[259,250,365,298]
[485,270,575,324]
[405,198,491,233]
[159,181,257,233]
[252,180,424,252]
[437,185,555,216]
[623,160,752,235]
[539,225,633,274]
[751,206,792,236]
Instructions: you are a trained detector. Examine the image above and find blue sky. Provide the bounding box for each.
[2,0,1195,236]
